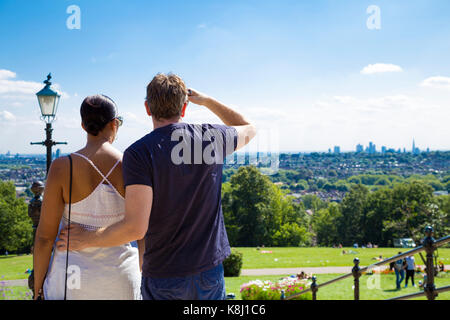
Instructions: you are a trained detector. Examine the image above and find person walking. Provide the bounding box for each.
[394,252,406,290]
[405,255,416,288]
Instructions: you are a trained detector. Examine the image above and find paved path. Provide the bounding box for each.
[1,279,28,287]
[242,264,450,276]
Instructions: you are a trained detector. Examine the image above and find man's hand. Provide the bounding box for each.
[55,224,98,252]
[187,88,211,106]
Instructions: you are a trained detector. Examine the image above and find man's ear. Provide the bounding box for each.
[145,101,152,116]
[180,101,188,118]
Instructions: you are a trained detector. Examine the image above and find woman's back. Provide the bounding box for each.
[44,148,141,300]
[63,151,125,230]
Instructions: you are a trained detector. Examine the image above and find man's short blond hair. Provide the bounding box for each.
[146,73,188,120]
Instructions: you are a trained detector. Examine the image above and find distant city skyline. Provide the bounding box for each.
[331,138,436,154]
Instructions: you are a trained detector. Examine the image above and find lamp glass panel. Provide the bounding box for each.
[38,95,56,116]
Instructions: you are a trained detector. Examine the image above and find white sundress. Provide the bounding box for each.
[43,153,141,300]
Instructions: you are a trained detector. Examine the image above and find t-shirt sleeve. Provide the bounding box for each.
[123,147,153,188]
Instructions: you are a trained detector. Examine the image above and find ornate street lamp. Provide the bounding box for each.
[28,74,68,296]
[30,73,67,174]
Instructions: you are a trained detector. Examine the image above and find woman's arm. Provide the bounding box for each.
[137,238,145,272]
[33,158,67,299]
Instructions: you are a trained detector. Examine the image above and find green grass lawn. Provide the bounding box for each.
[225,273,450,300]
[0,254,33,280]
[235,247,450,269]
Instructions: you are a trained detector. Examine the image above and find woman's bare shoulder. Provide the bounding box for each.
[46,156,70,186]
[107,146,124,162]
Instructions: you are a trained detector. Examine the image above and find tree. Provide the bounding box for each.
[383,180,435,244]
[0,180,33,253]
[223,166,279,246]
[272,223,310,246]
[222,166,311,247]
[312,203,341,246]
[336,184,369,246]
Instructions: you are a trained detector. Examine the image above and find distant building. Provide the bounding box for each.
[244,151,250,165]
[368,142,376,154]
[381,146,387,154]
[356,144,363,153]
[333,146,340,154]
[55,148,61,159]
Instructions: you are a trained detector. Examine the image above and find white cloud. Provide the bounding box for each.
[122,111,152,126]
[360,63,403,75]
[421,76,450,89]
[0,70,17,80]
[0,110,16,122]
[0,69,69,101]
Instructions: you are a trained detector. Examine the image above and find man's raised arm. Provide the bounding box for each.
[187,88,256,150]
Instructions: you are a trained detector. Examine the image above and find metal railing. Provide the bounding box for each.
[283,226,450,301]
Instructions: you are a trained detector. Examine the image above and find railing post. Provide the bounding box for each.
[311,276,318,300]
[423,226,437,300]
[352,258,361,300]
[27,181,44,296]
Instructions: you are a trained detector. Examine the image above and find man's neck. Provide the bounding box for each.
[152,117,183,130]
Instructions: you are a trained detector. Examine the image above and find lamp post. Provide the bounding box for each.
[28,73,67,296]
[30,73,67,174]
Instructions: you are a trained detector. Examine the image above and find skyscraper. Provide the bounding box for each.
[368,142,376,154]
[356,144,363,153]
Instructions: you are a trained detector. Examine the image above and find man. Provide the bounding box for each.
[58,73,256,300]
[394,252,406,290]
[404,255,416,288]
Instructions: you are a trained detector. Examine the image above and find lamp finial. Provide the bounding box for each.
[44,73,52,86]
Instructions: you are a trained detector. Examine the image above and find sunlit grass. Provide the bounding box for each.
[235,247,450,269]
[0,254,33,280]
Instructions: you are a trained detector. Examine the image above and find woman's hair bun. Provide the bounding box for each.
[80,95,117,136]
[85,121,103,136]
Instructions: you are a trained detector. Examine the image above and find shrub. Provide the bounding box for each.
[223,249,243,277]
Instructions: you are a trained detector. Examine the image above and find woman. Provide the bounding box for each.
[33,95,142,300]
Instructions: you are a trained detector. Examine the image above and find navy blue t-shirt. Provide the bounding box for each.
[123,123,237,278]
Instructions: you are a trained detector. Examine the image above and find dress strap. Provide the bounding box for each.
[72,153,120,186]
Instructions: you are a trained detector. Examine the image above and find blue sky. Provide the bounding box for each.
[1,0,449,153]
